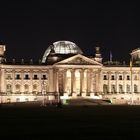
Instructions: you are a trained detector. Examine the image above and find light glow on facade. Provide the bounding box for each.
[0,41,140,104]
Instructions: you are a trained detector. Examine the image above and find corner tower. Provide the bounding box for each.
[0,45,6,63]
[94,47,102,63]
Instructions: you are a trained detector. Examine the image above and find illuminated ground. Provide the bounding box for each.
[0,103,140,140]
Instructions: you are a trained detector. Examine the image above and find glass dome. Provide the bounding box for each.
[42,41,83,63]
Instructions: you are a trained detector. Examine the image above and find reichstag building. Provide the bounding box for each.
[0,40,140,104]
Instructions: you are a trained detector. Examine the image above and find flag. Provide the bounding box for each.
[110,51,112,62]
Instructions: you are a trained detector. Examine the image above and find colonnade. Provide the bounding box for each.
[55,69,100,97]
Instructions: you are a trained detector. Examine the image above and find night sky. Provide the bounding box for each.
[0,0,140,62]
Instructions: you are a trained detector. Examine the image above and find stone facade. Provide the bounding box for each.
[0,42,140,104]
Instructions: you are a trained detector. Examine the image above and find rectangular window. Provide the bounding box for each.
[33,74,38,79]
[103,75,107,80]
[42,75,46,79]
[127,75,130,80]
[24,74,29,79]
[15,74,20,79]
[6,74,12,80]
[119,75,122,80]
[111,75,115,80]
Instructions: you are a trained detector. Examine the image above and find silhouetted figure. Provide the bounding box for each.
[56,101,62,108]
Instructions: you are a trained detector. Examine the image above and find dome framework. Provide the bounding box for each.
[42,41,83,63]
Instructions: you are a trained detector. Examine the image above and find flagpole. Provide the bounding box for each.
[130,59,133,105]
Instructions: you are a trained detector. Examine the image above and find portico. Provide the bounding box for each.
[53,54,102,98]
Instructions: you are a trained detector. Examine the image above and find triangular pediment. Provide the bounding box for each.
[54,54,102,66]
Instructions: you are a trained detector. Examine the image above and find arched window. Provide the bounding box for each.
[111,84,116,93]
[33,84,38,94]
[6,84,12,93]
[24,84,29,93]
[15,84,21,93]
[134,84,138,93]
[126,84,130,93]
[103,84,108,94]
[33,84,37,90]
[119,84,123,93]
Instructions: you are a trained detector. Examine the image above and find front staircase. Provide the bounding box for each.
[63,98,111,105]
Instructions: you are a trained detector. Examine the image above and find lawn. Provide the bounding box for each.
[0,103,140,139]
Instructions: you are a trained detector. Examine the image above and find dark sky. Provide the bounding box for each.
[0,0,140,62]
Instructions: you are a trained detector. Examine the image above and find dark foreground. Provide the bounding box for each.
[0,103,140,140]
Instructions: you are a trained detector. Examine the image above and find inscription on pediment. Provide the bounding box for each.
[64,57,95,65]
[54,54,102,66]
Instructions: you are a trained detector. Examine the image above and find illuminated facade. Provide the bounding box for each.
[0,40,140,104]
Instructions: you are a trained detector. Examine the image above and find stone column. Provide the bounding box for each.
[95,70,100,95]
[123,72,126,94]
[131,71,133,94]
[21,70,24,93]
[98,69,102,94]
[71,69,75,96]
[108,71,111,94]
[48,69,54,93]
[54,69,58,93]
[90,69,95,97]
[138,71,140,93]
[0,68,5,93]
[63,69,67,95]
[115,72,118,94]
[93,72,96,93]
[86,69,90,96]
[12,70,15,93]
[80,69,84,96]
[38,71,42,94]
[29,70,33,94]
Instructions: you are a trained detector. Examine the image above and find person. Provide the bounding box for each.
[56,101,62,108]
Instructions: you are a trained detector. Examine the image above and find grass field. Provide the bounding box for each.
[0,103,140,139]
